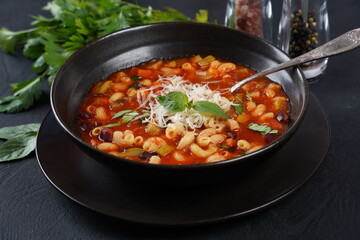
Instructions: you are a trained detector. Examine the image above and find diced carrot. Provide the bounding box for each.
[130,67,138,75]
[137,69,153,79]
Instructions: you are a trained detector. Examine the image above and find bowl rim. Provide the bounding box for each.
[50,22,309,170]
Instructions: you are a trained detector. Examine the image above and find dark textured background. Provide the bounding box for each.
[1,0,360,239]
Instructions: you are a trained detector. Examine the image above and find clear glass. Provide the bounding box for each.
[278,0,330,81]
[225,0,273,43]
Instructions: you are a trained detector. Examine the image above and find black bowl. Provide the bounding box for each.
[50,22,309,185]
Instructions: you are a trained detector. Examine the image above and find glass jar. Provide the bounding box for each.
[278,0,330,80]
[225,0,273,43]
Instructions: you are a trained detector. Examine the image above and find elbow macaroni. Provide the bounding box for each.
[79,55,290,165]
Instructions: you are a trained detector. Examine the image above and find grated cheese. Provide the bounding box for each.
[136,75,235,129]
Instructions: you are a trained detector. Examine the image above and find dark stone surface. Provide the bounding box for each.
[1,0,360,239]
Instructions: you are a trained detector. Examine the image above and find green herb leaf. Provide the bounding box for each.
[112,110,133,120]
[0,0,209,113]
[220,144,229,149]
[0,123,40,162]
[192,101,229,119]
[195,10,208,23]
[23,37,44,59]
[0,76,43,113]
[0,123,40,139]
[0,96,23,113]
[0,131,38,162]
[246,91,253,101]
[130,82,141,89]
[234,104,244,114]
[0,27,35,53]
[102,123,121,128]
[32,56,47,74]
[247,123,278,135]
[121,111,139,123]
[157,91,189,112]
[112,110,139,123]
[11,76,43,110]
[131,75,142,80]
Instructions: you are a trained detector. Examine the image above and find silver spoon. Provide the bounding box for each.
[230,28,360,92]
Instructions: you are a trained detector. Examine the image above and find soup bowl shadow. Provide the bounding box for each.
[51,22,309,186]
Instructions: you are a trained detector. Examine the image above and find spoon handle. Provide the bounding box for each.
[230,28,360,92]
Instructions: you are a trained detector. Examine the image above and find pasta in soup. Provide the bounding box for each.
[78,55,290,165]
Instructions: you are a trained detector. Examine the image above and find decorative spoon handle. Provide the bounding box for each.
[230,28,360,92]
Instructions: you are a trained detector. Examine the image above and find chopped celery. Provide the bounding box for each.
[146,123,162,135]
[156,146,174,156]
[118,148,144,157]
[98,80,112,93]
[198,55,215,68]
[256,82,267,89]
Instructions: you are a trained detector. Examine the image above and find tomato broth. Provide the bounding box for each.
[78,55,290,165]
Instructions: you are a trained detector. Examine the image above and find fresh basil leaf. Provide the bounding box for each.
[112,110,139,123]
[247,123,278,135]
[130,82,141,89]
[139,110,150,120]
[131,75,142,80]
[192,101,229,119]
[234,104,244,114]
[187,100,194,109]
[0,134,37,162]
[0,123,40,139]
[121,111,139,123]
[157,92,189,112]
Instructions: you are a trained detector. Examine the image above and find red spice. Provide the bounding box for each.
[235,0,263,37]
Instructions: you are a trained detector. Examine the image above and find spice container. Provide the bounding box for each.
[225,0,273,42]
[278,0,330,80]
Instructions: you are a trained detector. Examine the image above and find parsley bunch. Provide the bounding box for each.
[0,0,208,113]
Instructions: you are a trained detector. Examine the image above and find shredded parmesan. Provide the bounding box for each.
[136,75,235,129]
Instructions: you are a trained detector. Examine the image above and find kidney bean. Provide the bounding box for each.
[139,151,159,160]
[264,134,274,144]
[227,146,236,152]
[79,111,93,120]
[227,130,238,139]
[276,112,290,123]
[80,122,95,132]
[99,128,113,142]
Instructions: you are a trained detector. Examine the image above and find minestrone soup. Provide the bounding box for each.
[78,56,290,165]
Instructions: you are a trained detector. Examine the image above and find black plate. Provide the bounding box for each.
[36,93,330,226]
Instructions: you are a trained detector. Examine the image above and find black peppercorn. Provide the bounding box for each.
[289,9,318,58]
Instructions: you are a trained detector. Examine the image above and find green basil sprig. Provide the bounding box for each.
[247,123,278,135]
[156,91,229,119]
[0,123,40,162]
